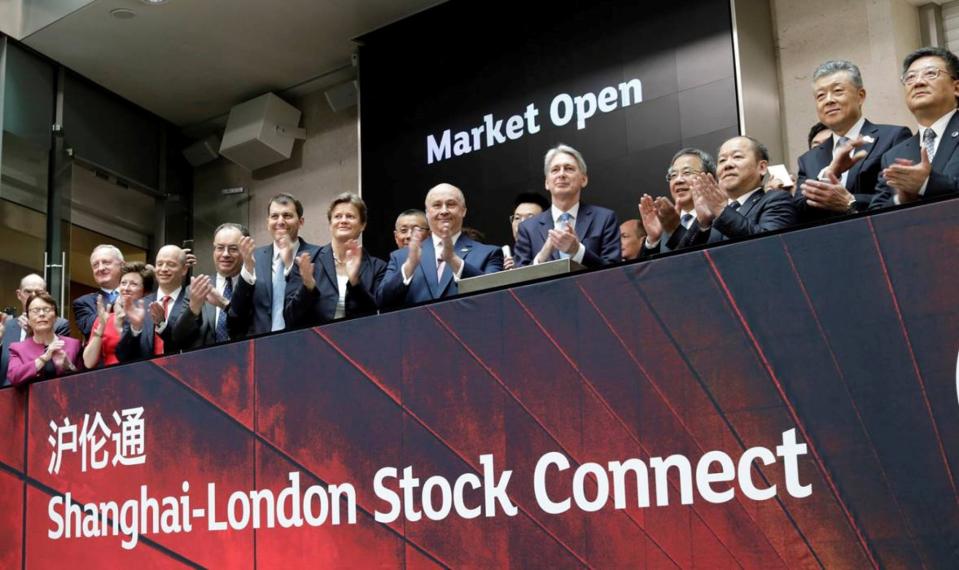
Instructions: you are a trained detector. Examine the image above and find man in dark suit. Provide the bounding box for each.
[72,244,124,339]
[514,144,620,268]
[682,136,797,246]
[377,183,503,309]
[2,274,71,385]
[797,60,912,221]
[638,147,717,258]
[871,47,959,209]
[172,223,249,349]
[229,193,320,336]
[116,245,190,360]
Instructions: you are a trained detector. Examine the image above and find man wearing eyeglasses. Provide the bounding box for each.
[393,209,429,250]
[872,47,959,208]
[638,148,716,257]
[796,60,911,221]
[172,223,248,348]
[1,274,71,385]
[504,192,549,269]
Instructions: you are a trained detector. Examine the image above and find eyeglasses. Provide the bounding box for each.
[901,66,954,85]
[28,306,54,316]
[395,225,425,235]
[510,213,539,223]
[213,245,240,254]
[666,168,703,182]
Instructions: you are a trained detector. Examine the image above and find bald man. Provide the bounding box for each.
[377,183,503,309]
[2,274,71,385]
[117,244,191,360]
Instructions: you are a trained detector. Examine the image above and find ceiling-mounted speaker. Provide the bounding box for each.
[325,80,358,112]
[219,93,305,172]
[182,134,221,167]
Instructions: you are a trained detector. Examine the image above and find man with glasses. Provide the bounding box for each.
[796,60,911,221]
[1,274,71,385]
[505,192,549,269]
[638,148,715,257]
[172,223,248,349]
[514,144,621,268]
[872,47,959,208]
[393,209,429,250]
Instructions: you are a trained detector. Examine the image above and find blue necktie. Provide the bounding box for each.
[105,290,118,305]
[681,213,694,228]
[215,277,233,342]
[271,257,286,331]
[557,212,573,260]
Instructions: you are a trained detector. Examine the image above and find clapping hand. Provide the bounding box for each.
[239,236,256,273]
[883,147,931,204]
[188,275,214,315]
[343,239,363,285]
[297,252,316,290]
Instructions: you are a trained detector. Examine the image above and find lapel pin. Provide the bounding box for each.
[952,131,958,138]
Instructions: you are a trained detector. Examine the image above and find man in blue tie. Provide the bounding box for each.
[513,144,621,268]
[172,223,248,348]
[871,46,959,208]
[72,244,125,339]
[229,194,319,335]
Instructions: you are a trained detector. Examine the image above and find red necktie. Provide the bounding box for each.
[153,295,171,355]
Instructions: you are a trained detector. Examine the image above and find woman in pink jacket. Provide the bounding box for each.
[7,292,82,385]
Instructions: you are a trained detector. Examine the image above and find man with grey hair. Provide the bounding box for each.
[2,274,71,385]
[638,147,717,257]
[377,183,503,308]
[796,59,911,221]
[73,244,126,339]
[513,144,620,267]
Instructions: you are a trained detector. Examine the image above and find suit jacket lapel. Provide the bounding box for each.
[574,204,595,244]
[845,120,878,187]
[931,113,959,170]
[318,246,338,292]
[739,189,765,219]
[421,239,442,299]
[438,236,472,294]
[535,216,555,261]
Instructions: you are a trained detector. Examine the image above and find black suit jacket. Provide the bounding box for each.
[377,235,504,309]
[229,240,320,336]
[871,111,959,209]
[513,203,620,268]
[73,291,113,339]
[114,288,189,361]
[283,245,386,328]
[638,216,697,258]
[795,120,911,221]
[682,189,797,246]
[2,315,71,386]
[171,275,246,349]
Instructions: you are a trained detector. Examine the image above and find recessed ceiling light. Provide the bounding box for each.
[141,0,169,4]
[110,8,136,19]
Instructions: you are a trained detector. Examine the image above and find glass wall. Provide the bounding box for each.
[0,38,54,314]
